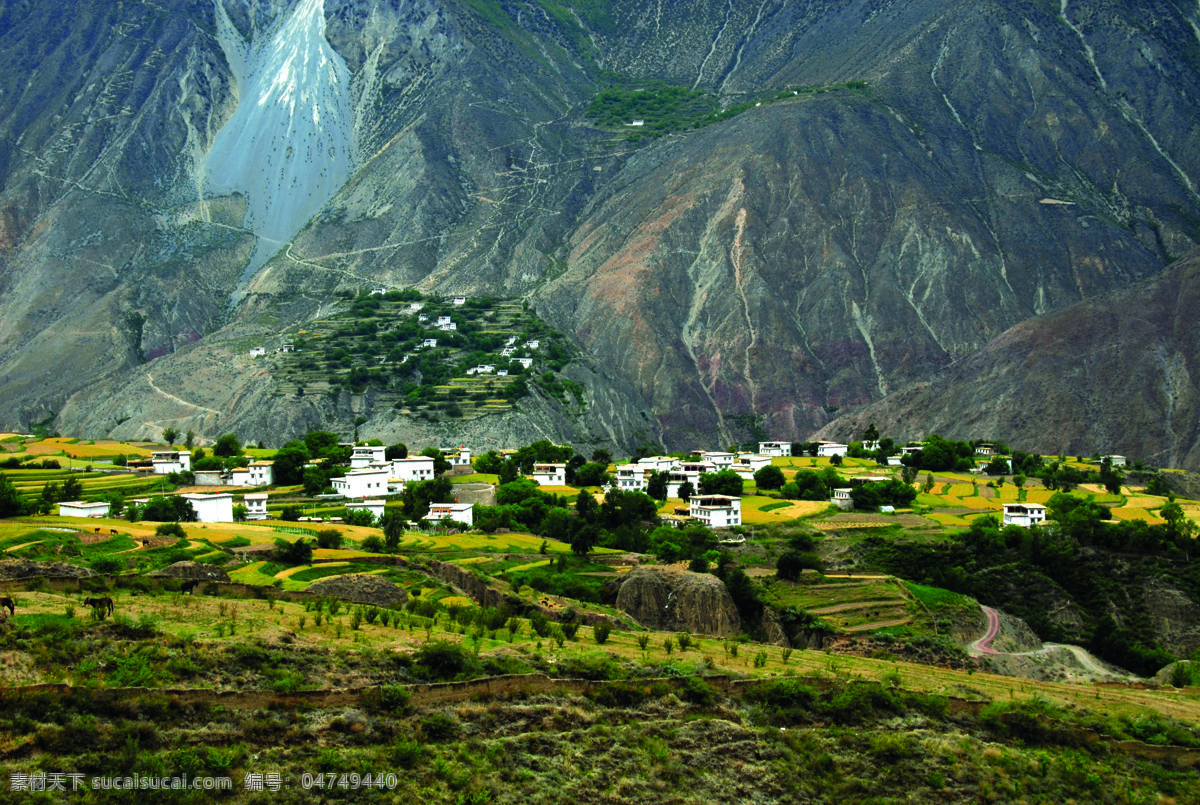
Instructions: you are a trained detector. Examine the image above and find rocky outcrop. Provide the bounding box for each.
[306,575,408,609]
[0,560,95,580]
[614,566,740,638]
[1142,578,1200,659]
[149,562,231,582]
[428,561,519,612]
[761,608,790,648]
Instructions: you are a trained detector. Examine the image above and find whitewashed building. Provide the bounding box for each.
[249,347,266,357]
[689,495,742,528]
[183,493,233,523]
[1105,455,1127,467]
[831,488,854,509]
[228,468,251,486]
[702,452,736,469]
[247,461,274,486]
[1003,503,1047,528]
[332,469,390,499]
[734,454,772,472]
[975,443,995,457]
[758,441,792,457]
[617,465,652,492]
[194,470,226,486]
[350,445,387,468]
[532,463,567,486]
[424,502,474,527]
[58,501,110,518]
[817,442,849,458]
[637,456,679,473]
[666,470,702,499]
[391,456,436,482]
[421,338,438,348]
[243,493,269,520]
[151,451,191,474]
[452,296,467,305]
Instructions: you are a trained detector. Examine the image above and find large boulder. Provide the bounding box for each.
[149,561,231,582]
[307,574,408,608]
[614,566,740,637]
[0,560,94,580]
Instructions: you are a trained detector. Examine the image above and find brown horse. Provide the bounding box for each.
[83,596,114,617]
[0,597,14,616]
[180,580,199,595]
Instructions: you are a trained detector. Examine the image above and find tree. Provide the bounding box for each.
[829,454,843,467]
[185,430,195,450]
[1161,501,1187,537]
[984,457,1010,476]
[679,481,694,503]
[281,506,301,521]
[305,431,340,457]
[698,469,743,497]
[862,423,880,444]
[38,481,61,514]
[1013,473,1026,489]
[386,442,409,460]
[275,537,313,565]
[316,529,343,549]
[571,524,602,556]
[591,449,612,466]
[232,504,248,522]
[142,496,198,522]
[0,475,28,517]
[753,465,786,491]
[162,427,179,446]
[574,489,599,524]
[272,443,310,485]
[213,433,242,458]
[420,447,452,475]
[61,477,83,501]
[343,508,375,527]
[901,465,919,485]
[400,476,454,520]
[382,510,406,552]
[777,550,823,580]
[574,462,610,487]
[646,470,668,501]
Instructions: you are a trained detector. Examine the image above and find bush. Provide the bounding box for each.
[412,640,482,681]
[90,556,124,575]
[316,529,343,549]
[280,506,302,521]
[776,550,823,580]
[593,620,612,644]
[274,538,313,566]
[155,522,187,539]
[679,676,717,706]
[379,685,412,712]
[388,739,424,767]
[361,536,384,552]
[418,712,459,742]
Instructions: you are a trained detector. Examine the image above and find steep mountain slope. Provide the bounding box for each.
[0,1,1198,452]
[816,249,1200,470]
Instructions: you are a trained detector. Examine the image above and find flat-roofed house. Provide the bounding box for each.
[332,469,389,499]
[248,461,274,486]
[350,446,387,468]
[617,464,651,492]
[151,451,191,474]
[243,493,269,520]
[424,502,474,527]
[183,493,233,523]
[758,441,792,457]
[1003,503,1047,528]
[532,463,566,486]
[816,442,849,457]
[689,495,742,528]
[58,501,110,518]
[391,456,436,482]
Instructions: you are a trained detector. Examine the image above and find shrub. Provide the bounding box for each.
[679,677,717,706]
[418,712,458,742]
[388,739,424,767]
[316,529,343,549]
[280,506,302,521]
[90,556,124,575]
[361,535,384,552]
[412,640,482,681]
[379,685,412,713]
[677,632,693,651]
[594,620,612,645]
[155,522,187,539]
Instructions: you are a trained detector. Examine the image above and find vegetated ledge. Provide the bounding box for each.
[5,674,1199,766]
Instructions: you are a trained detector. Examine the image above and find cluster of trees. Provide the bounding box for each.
[475,441,613,488]
[849,480,917,510]
[899,436,978,473]
[779,468,845,501]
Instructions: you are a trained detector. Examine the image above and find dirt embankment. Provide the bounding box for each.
[613,566,741,638]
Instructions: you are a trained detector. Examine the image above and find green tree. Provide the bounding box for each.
[61,476,84,501]
[862,423,880,444]
[232,504,248,522]
[316,529,343,549]
[753,465,786,491]
[184,430,195,450]
[162,426,179,446]
[213,433,242,458]
[304,431,341,457]
[679,480,695,503]
[272,443,311,485]
[420,447,452,475]
[591,449,613,465]
[646,470,668,501]
[38,481,61,514]
[275,537,313,565]
[575,489,598,524]
[385,442,409,460]
[0,475,28,517]
[698,469,743,497]
[571,524,603,556]
[382,510,406,552]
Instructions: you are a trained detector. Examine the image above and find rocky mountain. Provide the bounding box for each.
[816,249,1200,470]
[1,1,1198,453]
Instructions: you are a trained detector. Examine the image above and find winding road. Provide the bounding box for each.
[970,605,1132,679]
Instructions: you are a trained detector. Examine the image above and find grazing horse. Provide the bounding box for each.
[180,580,199,596]
[83,596,114,617]
[0,597,14,617]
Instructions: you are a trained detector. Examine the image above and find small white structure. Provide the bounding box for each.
[247,461,274,486]
[408,302,423,312]
[515,357,533,369]
[452,296,467,305]
[350,445,387,468]
[637,456,679,473]
[391,456,436,482]
[532,463,567,486]
[1003,503,1048,527]
[151,451,191,474]
[975,443,995,457]
[524,340,540,349]
[689,495,742,528]
[496,369,508,377]
[243,493,269,521]
[1105,455,1127,467]
[424,502,474,527]
[505,336,517,346]
[831,488,853,509]
[421,338,438,348]
[370,287,386,295]
[228,467,251,486]
[194,470,226,486]
[437,315,452,326]
[702,452,736,469]
[734,454,772,472]
[346,500,386,522]
[887,456,903,467]
[758,441,792,457]
[454,448,472,467]
[279,344,294,353]
[817,442,849,458]
[666,470,702,499]
[418,314,429,322]
[58,501,110,518]
[331,468,390,498]
[183,493,233,523]
[249,347,266,357]
[439,321,457,331]
[628,119,645,126]
[617,465,651,492]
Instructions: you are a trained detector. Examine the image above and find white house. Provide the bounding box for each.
[243,493,269,521]
[637,456,679,473]
[734,454,772,472]
[331,468,390,498]
[689,495,742,528]
[975,443,995,457]
[887,456,903,467]
[58,501,110,518]
[436,315,452,326]
[515,358,533,369]
[617,465,651,492]
[391,456,436,482]
[424,502,474,527]
[350,445,387,468]
[421,338,438,348]
[525,340,540,349]
[831,488,853,509]
[758,441,792,457]
[370,287,386,295]
[249,347,266,357]
[452,448,472,467]
[817,442,849,458]
[418,314,429,322]
[228,468,251,486]
[702,452,736,469]
[628,119,645,126]
[1003,503,1047,528]
[452,296,467,305]
[183,493,233,523]
[346,500,386,522]
[151,451,191,474]
[532,463,567,486]
[1105,455,1127,467]
[247,461,274,486]
[408,302,423,312]
[666,470,702,499]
